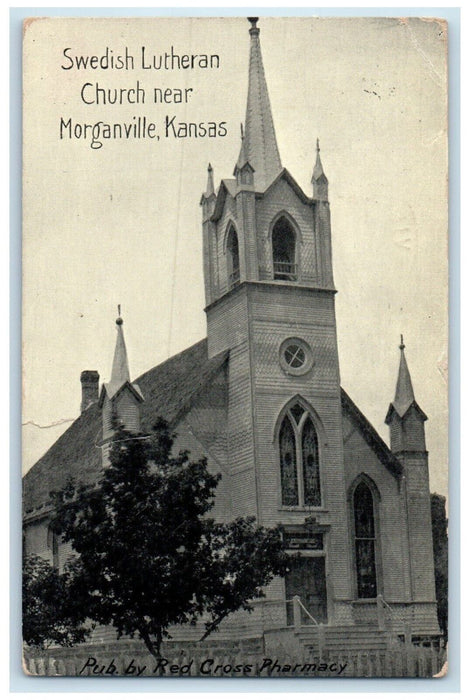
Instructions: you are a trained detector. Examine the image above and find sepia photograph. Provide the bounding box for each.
[22,16,448,678]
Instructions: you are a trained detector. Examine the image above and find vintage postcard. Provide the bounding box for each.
[22,16,448,678]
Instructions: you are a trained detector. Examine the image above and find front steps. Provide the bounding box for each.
[296,623,391,655]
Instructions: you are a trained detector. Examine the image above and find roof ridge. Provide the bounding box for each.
[341,387,403,476]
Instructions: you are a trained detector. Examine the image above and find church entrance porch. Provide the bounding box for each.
[285,556,328,625]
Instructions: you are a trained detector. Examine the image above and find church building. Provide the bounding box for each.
[23,18,440,654]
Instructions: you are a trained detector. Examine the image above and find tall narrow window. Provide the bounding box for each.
[302,417,321,506]
[279,416,298,505]
[226,226,240,289]
[279,403,321,507]
[353,482,377,598]
[272,217,297,281]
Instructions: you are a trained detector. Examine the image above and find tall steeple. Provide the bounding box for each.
[242,17,282,191]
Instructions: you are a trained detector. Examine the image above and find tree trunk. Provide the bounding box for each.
[140,626,162,661]
[199,614,226,642]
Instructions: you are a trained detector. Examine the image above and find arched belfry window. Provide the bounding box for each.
[272,217,297,281]
[279,403,321,506]
[353,481,378,598]
[226,226,240,289]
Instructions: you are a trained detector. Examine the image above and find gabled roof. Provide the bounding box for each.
[211,179,237,222]
[341,388,403,477]
[23,338,402,516]
[23,339,228,516]
[261,168,313,205]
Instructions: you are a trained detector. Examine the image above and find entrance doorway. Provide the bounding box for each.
[286,556,327,624]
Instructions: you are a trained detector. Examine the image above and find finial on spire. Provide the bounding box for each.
[240,122,244,139]
[316,137,320,152]
[399,334,405,351]
[116,305,123,326]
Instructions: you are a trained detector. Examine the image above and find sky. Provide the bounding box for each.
[22,16,448,497]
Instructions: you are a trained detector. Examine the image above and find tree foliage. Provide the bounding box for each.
[51,419,291,658]
[430,493,448,641]
[22,554,92,648]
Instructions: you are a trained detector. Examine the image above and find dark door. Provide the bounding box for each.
[286,556,327,624]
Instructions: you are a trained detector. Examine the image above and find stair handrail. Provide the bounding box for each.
[378,595,407,642]
[293,595,319,626]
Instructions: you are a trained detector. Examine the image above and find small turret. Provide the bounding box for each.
[234,124,255,188]
[99,308,144,448]
[311,138,328,201]
[385,337,437,607]
[385,336,427,454]
[200,162,217,222]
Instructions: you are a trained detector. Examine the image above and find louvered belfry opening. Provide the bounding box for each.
[227,226,240,289]
[272,217,297,280]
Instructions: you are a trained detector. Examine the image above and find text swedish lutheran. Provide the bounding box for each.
[62,46,220,71]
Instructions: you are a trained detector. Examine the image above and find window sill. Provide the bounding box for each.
[278,506,328,513]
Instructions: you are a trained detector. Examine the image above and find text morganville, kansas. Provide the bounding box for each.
[59,115,228,149]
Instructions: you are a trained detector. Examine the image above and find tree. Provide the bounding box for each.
[22,554,92,648]
[430,493,448,642]
[51,419,291,659]
[198,516,291,641]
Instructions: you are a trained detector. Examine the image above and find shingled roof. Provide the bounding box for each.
[23,337,401,517]
[23,339,228,517]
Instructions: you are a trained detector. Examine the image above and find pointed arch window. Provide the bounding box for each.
[226,226,240,289]
[272,217,297,281]
[353,481,378,598]
[279,404,321,506]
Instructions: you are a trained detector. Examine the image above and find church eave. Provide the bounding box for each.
[341,388,403,477]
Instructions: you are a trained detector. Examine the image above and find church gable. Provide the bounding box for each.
[23,339,229,517]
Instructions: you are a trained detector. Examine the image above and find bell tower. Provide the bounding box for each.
[201,18,355,624]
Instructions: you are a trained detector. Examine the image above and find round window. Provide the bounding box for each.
[279,338,314,376]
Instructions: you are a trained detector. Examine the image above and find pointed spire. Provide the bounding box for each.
[204,163,215,198]
[110,306,130,389]
[392,335,416,417]
[312,138,326,181]
[236,123,248,170]
[242,17,282,191]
